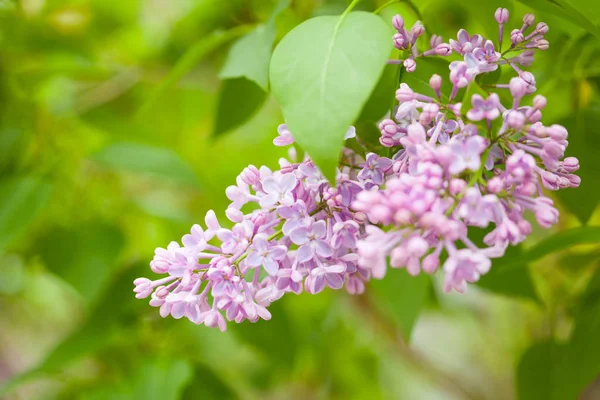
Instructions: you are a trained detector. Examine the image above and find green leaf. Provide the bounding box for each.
[213,78,268,137]
[468,228,538,301]
[137,25,252,118]
[219,0,289,91]
[368,271,429,340]
[182,364,239,400]
[555,111,600,224]
[0,176,52,250]
[39,222,125,306]
[219,25,275,91]
[92,142,201,187]
[516,267,600,399]
[517,341,562,400]
[270,11,392,182]
[524,227,600,263]
[357,64,399,123]
[132,359,193,400]
[554,265,600,399]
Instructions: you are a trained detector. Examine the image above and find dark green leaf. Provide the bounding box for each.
[39,222,125,305]
[270,11,392,182]
[0,176,52,250]
[368,271,429,340]
[137,25,252,118]
[524,227,600,263]
[517,341,562,400]
[357,64,399,123]
[213,78,268,137]
[92,142,201,187]
[553,265,600,399]
[219,0,289,91]
[182,364,239,400]
[477,245,539,301]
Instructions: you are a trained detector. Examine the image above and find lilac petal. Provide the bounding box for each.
[472,48,486,61]
[312,220,327,237]
[326,274,344,289]
[296,244,314,263]
[326,264,346,274]
[246,251,264,267]
[457,29,469,44]
[261,177,279,194]
[171,302,186,319]
[259,193,278,208]
[311,276,325,294]
[377,157,393,170]
[467,109,484,121]
[252,235,268,252]
[269,246,287,260]
[290,227,309,245]
[471,94,485,109]
[263,257,280,275]
[315,240,333,258]
[280,173,297,193]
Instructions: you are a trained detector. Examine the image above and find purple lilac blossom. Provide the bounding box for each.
[135,10,578,331]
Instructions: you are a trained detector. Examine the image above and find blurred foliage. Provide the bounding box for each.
[0,0,599,399]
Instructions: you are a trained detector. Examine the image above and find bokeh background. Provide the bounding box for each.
[1,0,599,399]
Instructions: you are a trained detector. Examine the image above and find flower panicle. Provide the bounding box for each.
[134,9,579,331]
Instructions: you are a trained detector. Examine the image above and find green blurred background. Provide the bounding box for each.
[1,0,599,399]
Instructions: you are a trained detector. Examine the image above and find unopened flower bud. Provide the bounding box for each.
[530,95,546,110]
[568,174,581,188]
[430,34,443,49]
[379,119,399,137]
[411,21,425,39]
[487,177,504,193]
[449,178,467,195]
[511,29,524,44]
[506,110,526,129]
[396,83,414,102]
[523,13,535,26]
[435,43,452,56]
[422,254,440,274]
[509,77,528,98]
[547,124,568,140]
[240,165,260,185]
[562,157,579,172]
[393,33,405,49]
[392,14,404,31]
[404,58,417,72]
[535,22,548,34]
[495,8,509,24]
[429,74,442,93]
[536,39,549,50]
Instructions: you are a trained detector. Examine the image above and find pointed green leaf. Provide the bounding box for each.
[213,78,267,137]
[369,271,429,340]
[270,11,392,182]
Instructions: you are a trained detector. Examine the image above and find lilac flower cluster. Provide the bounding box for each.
[134,9,579,330]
